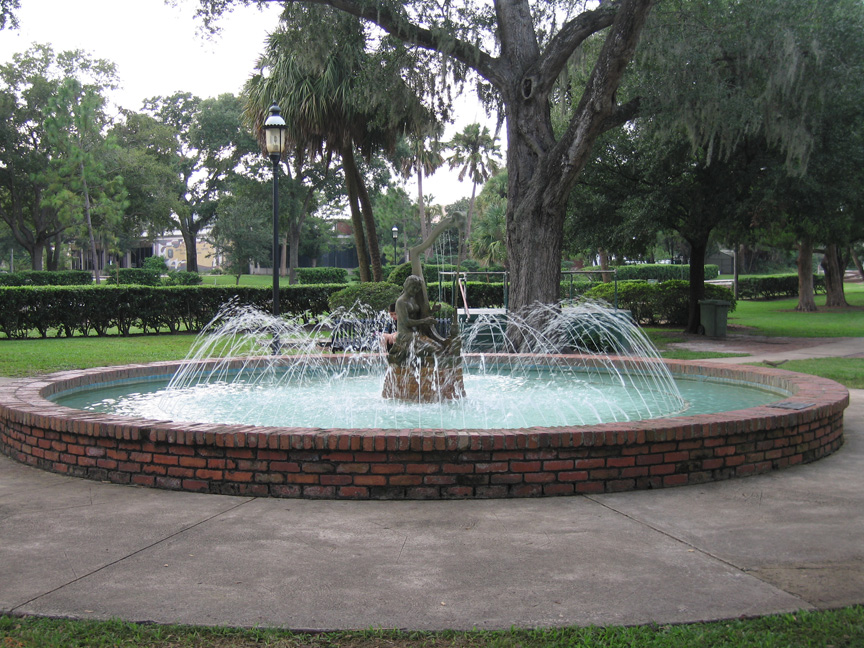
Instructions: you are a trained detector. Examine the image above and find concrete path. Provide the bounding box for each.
[1,338,862,630]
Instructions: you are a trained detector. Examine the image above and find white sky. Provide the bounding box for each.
[0,0,487,206]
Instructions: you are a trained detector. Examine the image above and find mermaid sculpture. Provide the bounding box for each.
[382,213,465,402]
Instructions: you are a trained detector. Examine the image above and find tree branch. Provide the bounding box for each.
[600,96,641,133]
[534,2,620,97]
[287,0,508,88]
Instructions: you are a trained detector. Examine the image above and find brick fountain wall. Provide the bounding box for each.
[0,357,848,499]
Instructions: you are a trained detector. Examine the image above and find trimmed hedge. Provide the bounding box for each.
[0,284,345,338]
[737,274,825,300]
[0,270,93,286]
[104,268,161,286]
[585,280,736,326]
[387,262,459,287]
[328,282,402,312]
[297,266,348,284]
[615,264,720,281]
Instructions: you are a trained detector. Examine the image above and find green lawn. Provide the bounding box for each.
[0,335,200,377]
[200,273,278,287]
[2,607,863,648]
[752,358,864,389]
[729,282,864,337]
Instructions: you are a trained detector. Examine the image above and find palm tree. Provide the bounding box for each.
[396,126,444,260]
[244,6,431,282]
[446,124,501,262]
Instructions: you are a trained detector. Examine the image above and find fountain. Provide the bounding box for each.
[0,219,849,498]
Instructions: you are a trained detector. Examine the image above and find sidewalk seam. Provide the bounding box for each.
[7,497,255,614]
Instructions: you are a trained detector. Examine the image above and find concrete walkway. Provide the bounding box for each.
[1,338,862,630]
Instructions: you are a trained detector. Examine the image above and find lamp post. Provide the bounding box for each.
[263,103,286,319]
[392,225,399,265]
[263,103,286,354]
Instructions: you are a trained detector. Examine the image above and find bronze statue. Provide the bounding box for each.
[382,213,465,402]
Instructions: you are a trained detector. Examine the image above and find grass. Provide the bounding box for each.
[729,282,864,337]
[2,607,863,647]
[0,335,200,377]
[752,358,864,389]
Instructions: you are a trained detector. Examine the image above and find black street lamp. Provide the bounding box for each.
[263,103,286,319]
[392,225,399,265]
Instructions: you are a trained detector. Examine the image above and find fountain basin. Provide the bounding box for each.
[0,356,847,499]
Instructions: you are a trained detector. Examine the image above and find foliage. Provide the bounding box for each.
[199,0,657,313]
[104,268,161,286]
[446,123,501,259]
[387,262,458,287]
[0,44,118,271]
[586,280,735,326]
[737,274,826,301]
[163,271,203,286]
[142,92,259,273]
[469,172,508,268]
[327,282,401,312]
[616,264,719,281]
[0,284,344,338]
[242,4,436,283]
[297,267,348,284]
[0,270,92,286]
[142,255,169,272]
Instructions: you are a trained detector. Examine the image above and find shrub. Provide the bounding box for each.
[0,270,93,286]
[0,284,346,338]
[105,268,161,286]
[162,270,202,286]
[142,255,169,272]
[736,274,825,300]
[615,264,720,281]
[387,262,458,287]
[585,279,735,326]
[328,282,402,312]
[297,266,348,284]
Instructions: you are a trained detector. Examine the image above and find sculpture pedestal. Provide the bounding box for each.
[382,364,465,403]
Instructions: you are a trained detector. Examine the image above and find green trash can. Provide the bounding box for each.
[699,299,731,337]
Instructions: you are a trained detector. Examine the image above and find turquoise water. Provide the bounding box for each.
[52,367,787,431]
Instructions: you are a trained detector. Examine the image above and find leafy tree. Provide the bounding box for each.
[446,123,501,262]
[469,171,508,269]
[194,0,656,321]
[143,92,258,272]
[0,45,119,271]
[42,77,127,283]
[0,0,18,30]
[209,177,272,284]
[394,126,444,259]
[109,110,182,254]
[635,0,864,316]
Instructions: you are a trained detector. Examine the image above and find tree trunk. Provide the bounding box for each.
[598,249,612,282]
[850,245,864,281]
[821,243,848,307]
[795,238,817,312]
[351,159,384,282]
[685,237,708,334]
[288,223,301,285]
[80,165,101,285]
[342,147,370,282]
[181,228,199,274]
[503,0,654,318]
[417,168,430,262]
[458,181,479,265]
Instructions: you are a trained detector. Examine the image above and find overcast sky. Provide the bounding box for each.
[0,0,487,206]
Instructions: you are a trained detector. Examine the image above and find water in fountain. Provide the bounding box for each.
[88,296,688,430]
